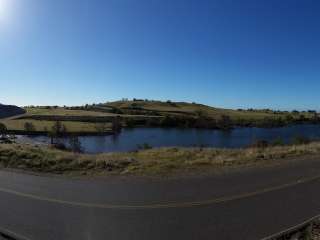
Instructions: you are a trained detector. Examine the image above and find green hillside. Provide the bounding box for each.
[0,100,317,134]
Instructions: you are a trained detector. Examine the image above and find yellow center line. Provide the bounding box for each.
[0,175,320,210]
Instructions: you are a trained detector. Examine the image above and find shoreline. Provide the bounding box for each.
[6,129,114,137]
[5,122,320,137]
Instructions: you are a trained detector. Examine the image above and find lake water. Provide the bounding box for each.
[17,124,320,153]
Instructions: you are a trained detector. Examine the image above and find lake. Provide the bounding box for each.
[16,124,320,153]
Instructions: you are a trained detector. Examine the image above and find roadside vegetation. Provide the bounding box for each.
[1,139,320,176]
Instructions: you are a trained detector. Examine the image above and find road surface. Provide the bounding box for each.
[1,157,320,240]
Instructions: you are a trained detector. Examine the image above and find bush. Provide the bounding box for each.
[292,136,310,145]
[251,140,269,148]
[271,138,284,146]
[0,123,7,137]
[52,143,67,151]
[292,110,300,114]
[95,123,109,133]
[298,115,307,122]
[217,115,233,130]
[48,121,67,144]
[195,110,207,118]
[24,122,36,132]
[285,114,294,123]
[69,135,83,153]
[125,119,136,128]
[112,117,122,133]
[166,100,177,107]
[137,143,152,150]
[160,116,178,127]
[256,117,286,128]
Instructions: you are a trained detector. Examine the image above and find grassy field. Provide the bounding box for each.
[105,100,315,120]
[0,119,112,133]
[25,107,153,117]
[0,142,320,176]
[26,101,312,121]
[25,108,117,116]
[1,100,317,134]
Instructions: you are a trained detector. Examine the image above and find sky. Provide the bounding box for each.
[1,0,320,110]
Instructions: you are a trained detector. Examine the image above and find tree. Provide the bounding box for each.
[52,121,62,135]
[48,130,55,145]
[24,122,36,132]
[95,122,109,133]
[285,114,294,123]
[52,121,67,136]
[112,116,122,133]
[292,110,300,115]
[217,115,232,130]
[299,114,307,122]
[69,135,83,153]
[49,121,67,144]
[125,118,135,128]
[60,124,67,135]
[195,109,207,118]
[292,136,310,145]
[0,123,7,138]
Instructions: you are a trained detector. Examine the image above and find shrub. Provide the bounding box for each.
[195,110,207,118]
[49,121,67,144]
[125,119,136,128]
[137,143,152,150]
[166,100,177,107]
[24,122,36,132]
[292,136,310,145]
[217,115,233,130]
[251,140,269,148]
[298,115,307,122]
[69,135,83,153]
[52,143,67,151]
[112,117,122,133]
[285,114,294,123]
[95,123,109,133]
[0,123,7,137]
[160,116,178,127]
[271,138,284,146]
[292,110,300,114]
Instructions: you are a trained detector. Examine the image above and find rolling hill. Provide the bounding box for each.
[0,104,26,119]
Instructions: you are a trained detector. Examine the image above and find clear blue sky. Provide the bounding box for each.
[1,0,320,110]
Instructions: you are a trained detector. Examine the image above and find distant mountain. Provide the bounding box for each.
[0,104,26,119]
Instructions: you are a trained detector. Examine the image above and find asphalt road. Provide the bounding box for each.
[1,157,320,240]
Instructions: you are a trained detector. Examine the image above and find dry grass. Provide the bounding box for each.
[3,101,311,134]
[106,100,314,121]
[25,108,116,117]
[1,142,320,176]
[0,119,111,133]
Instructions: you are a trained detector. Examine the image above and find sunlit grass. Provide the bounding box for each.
[1,142,320,176]
[0,119,111,133]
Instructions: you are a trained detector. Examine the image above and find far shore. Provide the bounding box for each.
[6,129,114,137]
[5,121,320,137]
[2,100,320,137]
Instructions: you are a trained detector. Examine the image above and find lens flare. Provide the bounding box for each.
[0,0,10,23]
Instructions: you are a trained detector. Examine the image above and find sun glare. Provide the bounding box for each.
[0,0,10,23]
